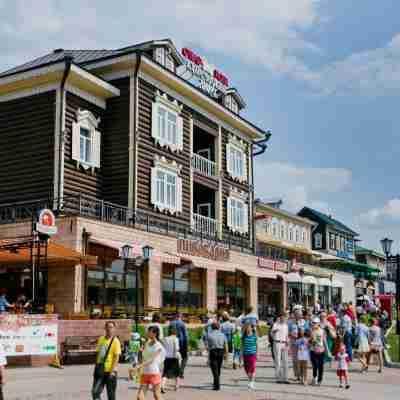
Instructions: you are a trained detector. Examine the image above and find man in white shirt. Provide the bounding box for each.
[271,313,290,384]
[0,343,7,400]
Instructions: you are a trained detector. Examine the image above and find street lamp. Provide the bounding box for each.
[380,237,400,361]
[121,244,154,332]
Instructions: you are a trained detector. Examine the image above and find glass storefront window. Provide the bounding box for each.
[332,287,342,306]
[217,271,247,313]
[288,282,301,305]
[162,264,203,310]
[318,285,330,308]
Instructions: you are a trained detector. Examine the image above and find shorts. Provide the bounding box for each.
[336,369,347,378]
[140,373,161,385]
[162,358,180,379]
[233,349,241,362]
[243,354,257,374]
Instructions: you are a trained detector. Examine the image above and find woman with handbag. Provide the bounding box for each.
[161,326,181,393]
[92,321,122,400]
[130,326,165,400]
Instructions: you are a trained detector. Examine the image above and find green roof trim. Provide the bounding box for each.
[355,245,385,259]
[299,207,359,236]
[321,258,380,274]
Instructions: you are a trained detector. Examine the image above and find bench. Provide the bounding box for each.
[62,336,98,365]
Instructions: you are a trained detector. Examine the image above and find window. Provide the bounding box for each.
[227,197,248,233]
[227,142,247,181]
[272,218,279,238]
[72,109,101,168]
[295,227,300,243]
[302,229,306,243]
[152,94,183,152]
[151,165,182,213]
[154,47,175,72]
[224,95,239,114]
[289,225,294,241]
[315,233,322,249]
[329,233,336,250]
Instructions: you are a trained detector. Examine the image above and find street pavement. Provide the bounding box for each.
[4,353,399,400]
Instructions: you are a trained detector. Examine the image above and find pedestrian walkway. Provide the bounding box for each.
[4,356,399,400]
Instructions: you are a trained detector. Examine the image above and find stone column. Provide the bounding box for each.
[248,276,258,312]
[205,269,217,311]
[145,259,162,309]
[282,278,288,311]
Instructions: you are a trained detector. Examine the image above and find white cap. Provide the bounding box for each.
[312,317,320,324]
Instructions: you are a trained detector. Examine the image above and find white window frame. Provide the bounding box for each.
[226,140,247,182]
[154,47,175,72]
[315,233,322,249]
[72,109,101,169]
[197,203,212,218]
[227,196,248,234]
[152,92,183,152]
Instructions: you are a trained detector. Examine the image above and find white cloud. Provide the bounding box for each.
[358,199,400,228]
[254,161,351,212]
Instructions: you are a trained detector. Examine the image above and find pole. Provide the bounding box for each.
[396,254,400,362]
[135,261,139,333]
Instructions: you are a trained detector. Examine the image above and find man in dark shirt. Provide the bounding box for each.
[169,313,189,380]
[207,322,228,391]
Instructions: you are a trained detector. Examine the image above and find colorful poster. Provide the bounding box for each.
[0,314,58,356]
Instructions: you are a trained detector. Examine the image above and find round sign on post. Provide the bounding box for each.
[35,209,58,236]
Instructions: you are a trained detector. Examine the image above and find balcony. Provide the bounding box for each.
[192,153,217,178]
[191,213,218,238]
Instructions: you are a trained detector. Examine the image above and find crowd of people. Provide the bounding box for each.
[90,300,391,400]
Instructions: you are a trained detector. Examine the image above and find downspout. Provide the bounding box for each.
[251,130,272,253]
[57,56,73,210]
[131,52,142,211]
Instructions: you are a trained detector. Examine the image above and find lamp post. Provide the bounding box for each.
[381,237,400,361]
[121,244,154,332]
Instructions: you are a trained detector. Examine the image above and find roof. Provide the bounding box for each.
[355,245,385,259]
[299,207,358,236]
[320,258,380,274]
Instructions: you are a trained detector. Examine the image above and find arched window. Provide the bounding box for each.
[295,226,300,243]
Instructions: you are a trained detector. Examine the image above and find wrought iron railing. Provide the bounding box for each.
[0,194,253,253]
[191,153,217,177]
[192,213,218,237]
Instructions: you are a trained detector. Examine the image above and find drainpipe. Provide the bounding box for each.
[251,130,272,252]
[131,52,142,212]
[57,56,73,210]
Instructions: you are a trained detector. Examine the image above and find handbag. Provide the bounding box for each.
[94,337,115,379]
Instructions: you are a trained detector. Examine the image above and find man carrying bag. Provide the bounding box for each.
[92,321,122,400]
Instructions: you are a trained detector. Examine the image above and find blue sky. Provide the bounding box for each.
[1,0,400,252]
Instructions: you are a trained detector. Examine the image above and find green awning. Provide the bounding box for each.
[320,258,380,274]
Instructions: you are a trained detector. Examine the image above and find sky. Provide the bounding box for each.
[1,0,400,252]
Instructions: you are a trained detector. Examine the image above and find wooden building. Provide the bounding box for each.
[0,39,271,316]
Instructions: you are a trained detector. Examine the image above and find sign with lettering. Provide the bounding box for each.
[35,209,57,236]
[0,314,58,356]
[180,48,229,98]
[177,239,229,261]
[258,257,288,272]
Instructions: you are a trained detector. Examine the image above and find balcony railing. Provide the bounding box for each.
[0,194,253,253]
[191,213,218,238]
[191,153,217,177]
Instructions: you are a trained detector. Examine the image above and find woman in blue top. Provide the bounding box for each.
[242,323,257,390]
[356,316,370,372]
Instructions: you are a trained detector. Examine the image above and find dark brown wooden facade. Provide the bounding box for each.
[0,91,56,204]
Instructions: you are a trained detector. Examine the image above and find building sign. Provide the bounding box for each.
[301,265,331,279]
[0,314,58,356]
[180,48,229,98]
[35,209,57,236]
[258,257,288,273]
[177,239,229,261]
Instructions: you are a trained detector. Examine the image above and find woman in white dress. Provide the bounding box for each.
[368,320,384,373]
[356,316,370,372]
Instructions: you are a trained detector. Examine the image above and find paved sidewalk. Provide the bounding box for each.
[4,355,399,400]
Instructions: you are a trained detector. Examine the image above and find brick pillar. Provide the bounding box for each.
[248,276,258,312]
[205,269,217,312]
[282,278,288,311]
[146,259,162,309]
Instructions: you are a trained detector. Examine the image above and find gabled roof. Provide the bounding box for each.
[298,206,358,236]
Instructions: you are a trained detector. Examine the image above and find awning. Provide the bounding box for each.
[320,258,380,274]
[286,272,302,283]
[302,275,317,285]
[331,279,344,288]
[237,267,278,279]
[318,277,332,287]
[180,255,234,272]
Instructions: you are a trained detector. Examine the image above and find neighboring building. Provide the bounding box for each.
[299,207,379,305]
[0,39,270,315]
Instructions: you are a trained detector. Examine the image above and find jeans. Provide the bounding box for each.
[92,373,117,400]
[179,344,188,378]
[310,352,324,383]
[209,348,224,390]
[273,342,289,382]
[344,332,353,361]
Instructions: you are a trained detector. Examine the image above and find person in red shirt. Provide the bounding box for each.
[327,307,337,329]
[345,303,356,322]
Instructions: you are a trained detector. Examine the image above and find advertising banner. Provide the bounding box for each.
[0,314,58,356]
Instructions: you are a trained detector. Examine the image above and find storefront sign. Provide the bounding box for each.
[177,239,229,261]
[181,48,229,97]
[0,314,58,356]
[35,209,57,236]
[258,257,288,272]
[301,265,331,278]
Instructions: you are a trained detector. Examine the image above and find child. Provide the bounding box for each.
[295,328,310,385]
[336,344,350,389]
[232,326,242,369]
[128,332,142,369]
[242,323,257,390]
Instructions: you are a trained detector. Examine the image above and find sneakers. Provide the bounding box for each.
[345,384,350,389]
[312,378,318,386]
[248,381,255,390]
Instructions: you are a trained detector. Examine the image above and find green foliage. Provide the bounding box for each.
[387,329,400,362]
[257,325,269,338]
